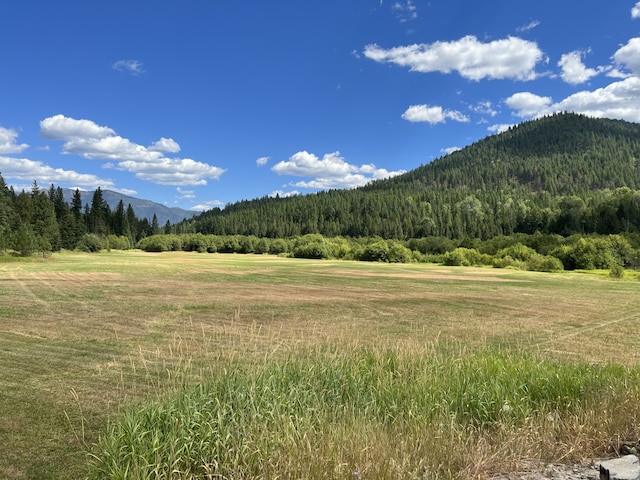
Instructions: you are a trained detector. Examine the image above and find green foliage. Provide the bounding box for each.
[443,247,490,267]
[609,263,625,279]
[76,233,106,253]
[292,235,331,259]
[360,239,389,262]
[87,348,640,479]
[182,113,640,241]
[6,114,640,256]
[526,253,564,273]
[106,234,131,250]
[11,223,37,257]
[0,172,153,253]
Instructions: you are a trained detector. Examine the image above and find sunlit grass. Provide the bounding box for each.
[88,347,640,479]
[1,251,640,478]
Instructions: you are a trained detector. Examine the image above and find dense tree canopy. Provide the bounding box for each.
[2,113,640,264]
[184,113,640,240]
[0,180,151,256]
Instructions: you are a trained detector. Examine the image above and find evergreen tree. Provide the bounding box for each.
[88,187,110,235]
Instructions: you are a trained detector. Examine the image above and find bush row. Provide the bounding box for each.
[134,232,640,273]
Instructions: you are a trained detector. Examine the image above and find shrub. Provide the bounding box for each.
[492,255,528,270]
[387,241,413,263]
[269,238,290,255]
[526,253,564,272]
[292,234,332,259]
[609,264,625,279]
[443,247,488,266]
[137,235,172,252]
[495,243,537,262]
[360,240,389,262]
[293,241,330,259]
[76,233,105,253]
[106,234,131,250]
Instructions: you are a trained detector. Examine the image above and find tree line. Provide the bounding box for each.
[3,112,640,270]
[181,113,640,241]
[0,176,161,256]
[135,231,640,275]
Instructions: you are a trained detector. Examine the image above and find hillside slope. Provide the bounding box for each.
[184,113,640,240]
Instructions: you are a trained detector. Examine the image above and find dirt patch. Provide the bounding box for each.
[316,267,523,283]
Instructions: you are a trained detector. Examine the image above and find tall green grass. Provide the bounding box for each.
[88,347,640,479]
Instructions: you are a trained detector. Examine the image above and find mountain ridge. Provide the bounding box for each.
[61,189,197,225]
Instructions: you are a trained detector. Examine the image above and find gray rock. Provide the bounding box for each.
[599,455,640,480]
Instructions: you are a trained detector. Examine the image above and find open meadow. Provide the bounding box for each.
[1,251,640,479]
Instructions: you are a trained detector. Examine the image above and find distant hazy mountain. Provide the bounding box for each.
[61,189,197,225]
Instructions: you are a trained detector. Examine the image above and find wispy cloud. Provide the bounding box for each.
[176,187,195,199]
[516,20,540,33]
[391,0,417,22]
[469,100,498,117]
[256,156,269,167]
[632,2,640,18]
[112,59,145,76]
[364,35,543,81]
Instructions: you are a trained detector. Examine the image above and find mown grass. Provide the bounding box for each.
[1,251,640,479]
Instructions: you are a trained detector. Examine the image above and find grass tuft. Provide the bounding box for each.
[87,347,640,479]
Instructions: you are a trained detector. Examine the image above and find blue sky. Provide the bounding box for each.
[1,1,640,211]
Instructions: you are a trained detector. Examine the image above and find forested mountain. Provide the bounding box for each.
[184,113,640,240]
[3,112,640,258]
[61,189,196,225]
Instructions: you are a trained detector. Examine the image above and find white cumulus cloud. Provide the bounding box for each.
[0,156,116,190]
[39,114,225,186]
[613,37,640,76]
[632,2,640,18]
[41,114,114,140]
[505,92,553,118]
[441,146,461,155]
[487,124,514,134]
[269,189,301,198]
[149,137,181,153]
[505,77,640,122]
[364,35,543,81]
[191,200,225,211]
[0,127,29,154]
[271,150,405,190]
[401,104,469,124]
[558,50,606,84]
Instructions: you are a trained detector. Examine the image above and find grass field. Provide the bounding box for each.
[1,251,639,479]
